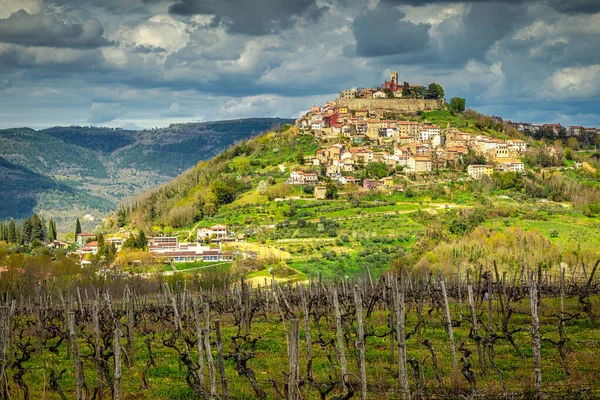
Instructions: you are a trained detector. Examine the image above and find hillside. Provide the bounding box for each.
[0,118,292,231]
[120,108,600,281]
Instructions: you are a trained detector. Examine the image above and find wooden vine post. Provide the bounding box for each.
[287,319,301,400]
[68,311,86,400]
[394,276,410,399]
[440,276,459,386]
[214,320,228,400]
[332,286,348,394]
[529,273,542,398]
[353,285,367,400]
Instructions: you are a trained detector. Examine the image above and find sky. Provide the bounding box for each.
[0,0,599,130]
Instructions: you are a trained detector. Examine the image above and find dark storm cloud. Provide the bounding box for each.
[352,1,527,65]
[381,0,600,14]
[133,44,168,54]
[169,0,328,35]
[46,0,164,13]
[546,0,600,14]
[437,2,529,64]
[352,3,431,57]
[0,10,111,48]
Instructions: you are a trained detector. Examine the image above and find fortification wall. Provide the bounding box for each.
[336,98,444,112]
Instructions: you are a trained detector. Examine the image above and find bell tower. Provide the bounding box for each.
[390,71,399,85]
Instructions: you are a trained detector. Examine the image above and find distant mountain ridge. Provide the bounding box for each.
[0,118,293,231]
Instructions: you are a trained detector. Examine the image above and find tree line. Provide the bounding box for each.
[0,214,57,246]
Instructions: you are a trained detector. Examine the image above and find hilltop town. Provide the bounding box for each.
[293,72,527,192]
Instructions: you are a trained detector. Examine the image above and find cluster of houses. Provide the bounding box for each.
[74,225,240,265]
[503,119,597,137]
[293,98,529,189]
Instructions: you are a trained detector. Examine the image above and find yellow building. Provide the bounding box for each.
[378,177,394,188]
[467,164,494,179]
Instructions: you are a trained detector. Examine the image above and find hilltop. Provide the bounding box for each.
[111,99,599,281]
[0,118,292,231]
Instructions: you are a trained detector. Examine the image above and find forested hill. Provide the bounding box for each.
[0,118,292,231]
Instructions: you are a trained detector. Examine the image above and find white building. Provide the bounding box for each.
[496,161,525,173]
[467,165,494,179]
[407,156,433,173]
[507,139,527,153]
[420,125,441,142]
[197,225,229,241]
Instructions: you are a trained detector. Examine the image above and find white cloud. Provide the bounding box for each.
[0,0,43,18]
[116,14,190,53]
[88,102,124,123]
[548,64,600,98]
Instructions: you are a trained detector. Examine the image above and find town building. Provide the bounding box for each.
[407,156,433,173]
[314,186,327,199]
[467,165,494,179]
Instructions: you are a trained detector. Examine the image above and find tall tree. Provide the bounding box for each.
[136,231,148,250]
[30,214,44,242]
[22,217,32,244]
[75,218,82,236]
[402,81,410,97]
[15,226,21,245]
[8,220,16,243]
[48,219,57,241]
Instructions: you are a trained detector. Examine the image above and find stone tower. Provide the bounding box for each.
[390,71,399,84]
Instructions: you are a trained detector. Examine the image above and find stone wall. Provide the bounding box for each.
[336,98,444,112]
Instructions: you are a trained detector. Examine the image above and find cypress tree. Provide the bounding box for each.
[31,214,44,242]
[48,219,57,241]
[41,216,48,241]
[0,222,4,241]
[75,218,82,236]
[8,220,16,243]
[22,217,32,244]
[15,226,21,245]
[136,231,148,250]
[53,220,58,240]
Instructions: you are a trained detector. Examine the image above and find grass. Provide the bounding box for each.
[8,295,600,399]
[173,261,231,271]
[483,213,600,251]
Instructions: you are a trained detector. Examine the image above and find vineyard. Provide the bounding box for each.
[0,261,599,399]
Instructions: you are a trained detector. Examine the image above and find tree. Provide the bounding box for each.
[564,148,573,161]
[449,97,466,113]
[425,83,444,99]
[366,162,389,179]
[8,220,16,243]
[325,182,338,200]
[30,214,44,242]
[211,179,237,206]
[47,219,57,242]
[136,231,148,250]
[75,218,82,236]
[22,217,32,244]
[567,137,579,150]
[296,152,305,165]
[117,208,127,227]
[402,81,410,97]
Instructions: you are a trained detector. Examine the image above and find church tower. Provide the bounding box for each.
[390,71,399,84]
